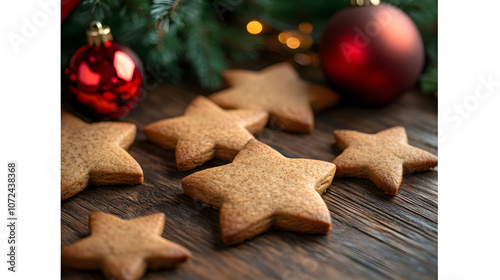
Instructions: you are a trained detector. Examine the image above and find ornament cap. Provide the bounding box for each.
[86,21,113,47]
[350,0,380,6]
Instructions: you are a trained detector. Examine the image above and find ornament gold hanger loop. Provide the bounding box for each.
[350,0,380,6]
[89,21,103,33]
[86,21,112,46]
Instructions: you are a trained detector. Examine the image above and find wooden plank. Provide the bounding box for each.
[62,67,437,280]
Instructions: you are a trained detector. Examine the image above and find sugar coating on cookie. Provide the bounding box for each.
[181,139,336,245]
[61,212,191,280]
[333,126,438,195]
[144,96,268,171]
[209,62,339,133]
[61,112,143,200]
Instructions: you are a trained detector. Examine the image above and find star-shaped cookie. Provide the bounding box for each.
[181,139,336,245]
[333,126,438,195]
[61,212,190,280]
[209,62,339,133]
[61,112,143,200]
[144,96,268,171]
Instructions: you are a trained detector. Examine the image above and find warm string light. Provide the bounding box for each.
[245,20,318,65]
[298,22,313,34]
[278,32,291,44]
[246,20,314,50]
[277,22,313,50]
[246,20,263,35]
[286,37,300,49]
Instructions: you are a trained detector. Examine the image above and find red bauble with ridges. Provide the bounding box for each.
[319,3,424,106]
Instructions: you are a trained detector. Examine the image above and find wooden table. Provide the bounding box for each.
[61,63,437,280]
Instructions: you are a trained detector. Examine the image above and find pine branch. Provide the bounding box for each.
[151,0,203,35]
[79,0,121,21]
[119,0,150,19]
[185,14,227,88]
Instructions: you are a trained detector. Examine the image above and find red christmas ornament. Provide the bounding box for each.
[64,21,143,120]
[319,1,424,106]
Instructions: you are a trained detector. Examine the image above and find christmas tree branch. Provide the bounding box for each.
[79,0,121,21]
[185,13,227,88]
[152,0,181,34]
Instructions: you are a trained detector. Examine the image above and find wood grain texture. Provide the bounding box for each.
[61,63,437,280]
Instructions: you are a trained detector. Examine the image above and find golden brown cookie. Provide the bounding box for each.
[144,96,268,171]
[181,139,336,245]
[333,126,438,195]
[209,63,339,133]
[61,212,191,280]
[61,112,143,200]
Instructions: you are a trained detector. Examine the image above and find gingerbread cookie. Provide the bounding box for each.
[61,212,191,280]
[61,112,143,200]
[181,139,336,245]
[333,126,438,195]
[209,62,339,132]
[144,96,268,171]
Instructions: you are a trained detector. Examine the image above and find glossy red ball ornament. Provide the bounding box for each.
[65,21,143,120]
[319,1,424,106]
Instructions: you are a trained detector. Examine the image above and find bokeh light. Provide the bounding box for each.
[278,32,292,44]
[247,21,263,35]
[298,22,313,34]
[286,37,301,49]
